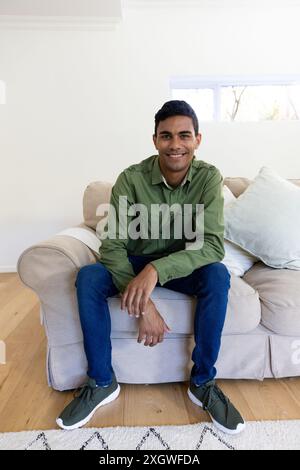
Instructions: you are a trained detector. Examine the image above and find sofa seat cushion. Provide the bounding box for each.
[109,274,261,336]
[243,262,300,335]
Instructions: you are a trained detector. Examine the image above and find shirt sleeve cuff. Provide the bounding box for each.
[150,258,173,286]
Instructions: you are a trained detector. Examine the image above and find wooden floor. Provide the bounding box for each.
[1,273,300,433]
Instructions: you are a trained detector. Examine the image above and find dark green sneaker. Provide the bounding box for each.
[188,379,245,435]
[56,376,120,430]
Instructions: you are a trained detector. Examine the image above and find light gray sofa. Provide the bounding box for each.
[17,177,300,391]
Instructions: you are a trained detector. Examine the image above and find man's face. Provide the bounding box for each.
[153,115,202,175]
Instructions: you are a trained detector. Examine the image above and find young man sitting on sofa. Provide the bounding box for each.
[56,100,245,435]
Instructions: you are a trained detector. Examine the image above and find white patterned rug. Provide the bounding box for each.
[0,420,300,450]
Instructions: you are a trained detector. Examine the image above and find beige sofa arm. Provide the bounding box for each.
[17,230,100,348]
[17,233,99,291]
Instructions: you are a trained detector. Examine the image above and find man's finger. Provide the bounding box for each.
[127,289,136,316]
[121,291,128,311]
[133,290,143,317]
[144,335,153,346]
[150,336,159,347]
[138,333,146,344]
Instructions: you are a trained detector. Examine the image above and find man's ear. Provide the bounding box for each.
[195,133,202,148]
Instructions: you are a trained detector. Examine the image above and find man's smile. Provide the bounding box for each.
[165,152,187,158]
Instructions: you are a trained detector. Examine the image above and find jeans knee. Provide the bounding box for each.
[75,263,109,290]
[195,262,231,292]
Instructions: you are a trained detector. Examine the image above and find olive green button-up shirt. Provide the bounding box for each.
[99,155,225,293]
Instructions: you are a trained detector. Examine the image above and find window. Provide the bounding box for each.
[170,76,300,122]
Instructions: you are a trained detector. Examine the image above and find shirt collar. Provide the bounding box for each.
[151,155,195,189]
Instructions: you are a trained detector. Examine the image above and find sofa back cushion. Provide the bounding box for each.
[82,177,300,231]
[224,176,300,197]
[243,262,300,335]
[83,181,112,231]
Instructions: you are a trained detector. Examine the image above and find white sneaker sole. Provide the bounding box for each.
[187,387,246,435]
[56,384,121,431]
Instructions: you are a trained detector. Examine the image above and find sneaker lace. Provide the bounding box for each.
[73,382,94,402]
[202,382,230,419]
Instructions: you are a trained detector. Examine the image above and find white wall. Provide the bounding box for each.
[1,2,300,270]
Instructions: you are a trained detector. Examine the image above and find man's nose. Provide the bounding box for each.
[169,135,182,149]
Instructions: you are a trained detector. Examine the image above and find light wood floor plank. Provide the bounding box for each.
[0,273,300,432]
[0,274,26,309]
[0,305,45,418]
[0,288,38,341]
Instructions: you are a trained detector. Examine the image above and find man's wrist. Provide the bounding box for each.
[148,262,158,276]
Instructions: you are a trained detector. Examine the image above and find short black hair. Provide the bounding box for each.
[154,100,199,136]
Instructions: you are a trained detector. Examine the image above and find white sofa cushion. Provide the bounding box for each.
[224,166,300,270]
[222,185,258,276]
[56,226,101,254]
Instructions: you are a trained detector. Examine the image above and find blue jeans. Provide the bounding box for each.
[75,255,231,387]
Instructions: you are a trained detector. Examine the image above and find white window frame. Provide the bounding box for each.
[170,75,300,121]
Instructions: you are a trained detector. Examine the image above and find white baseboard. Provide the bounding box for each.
[0,266,17,273]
